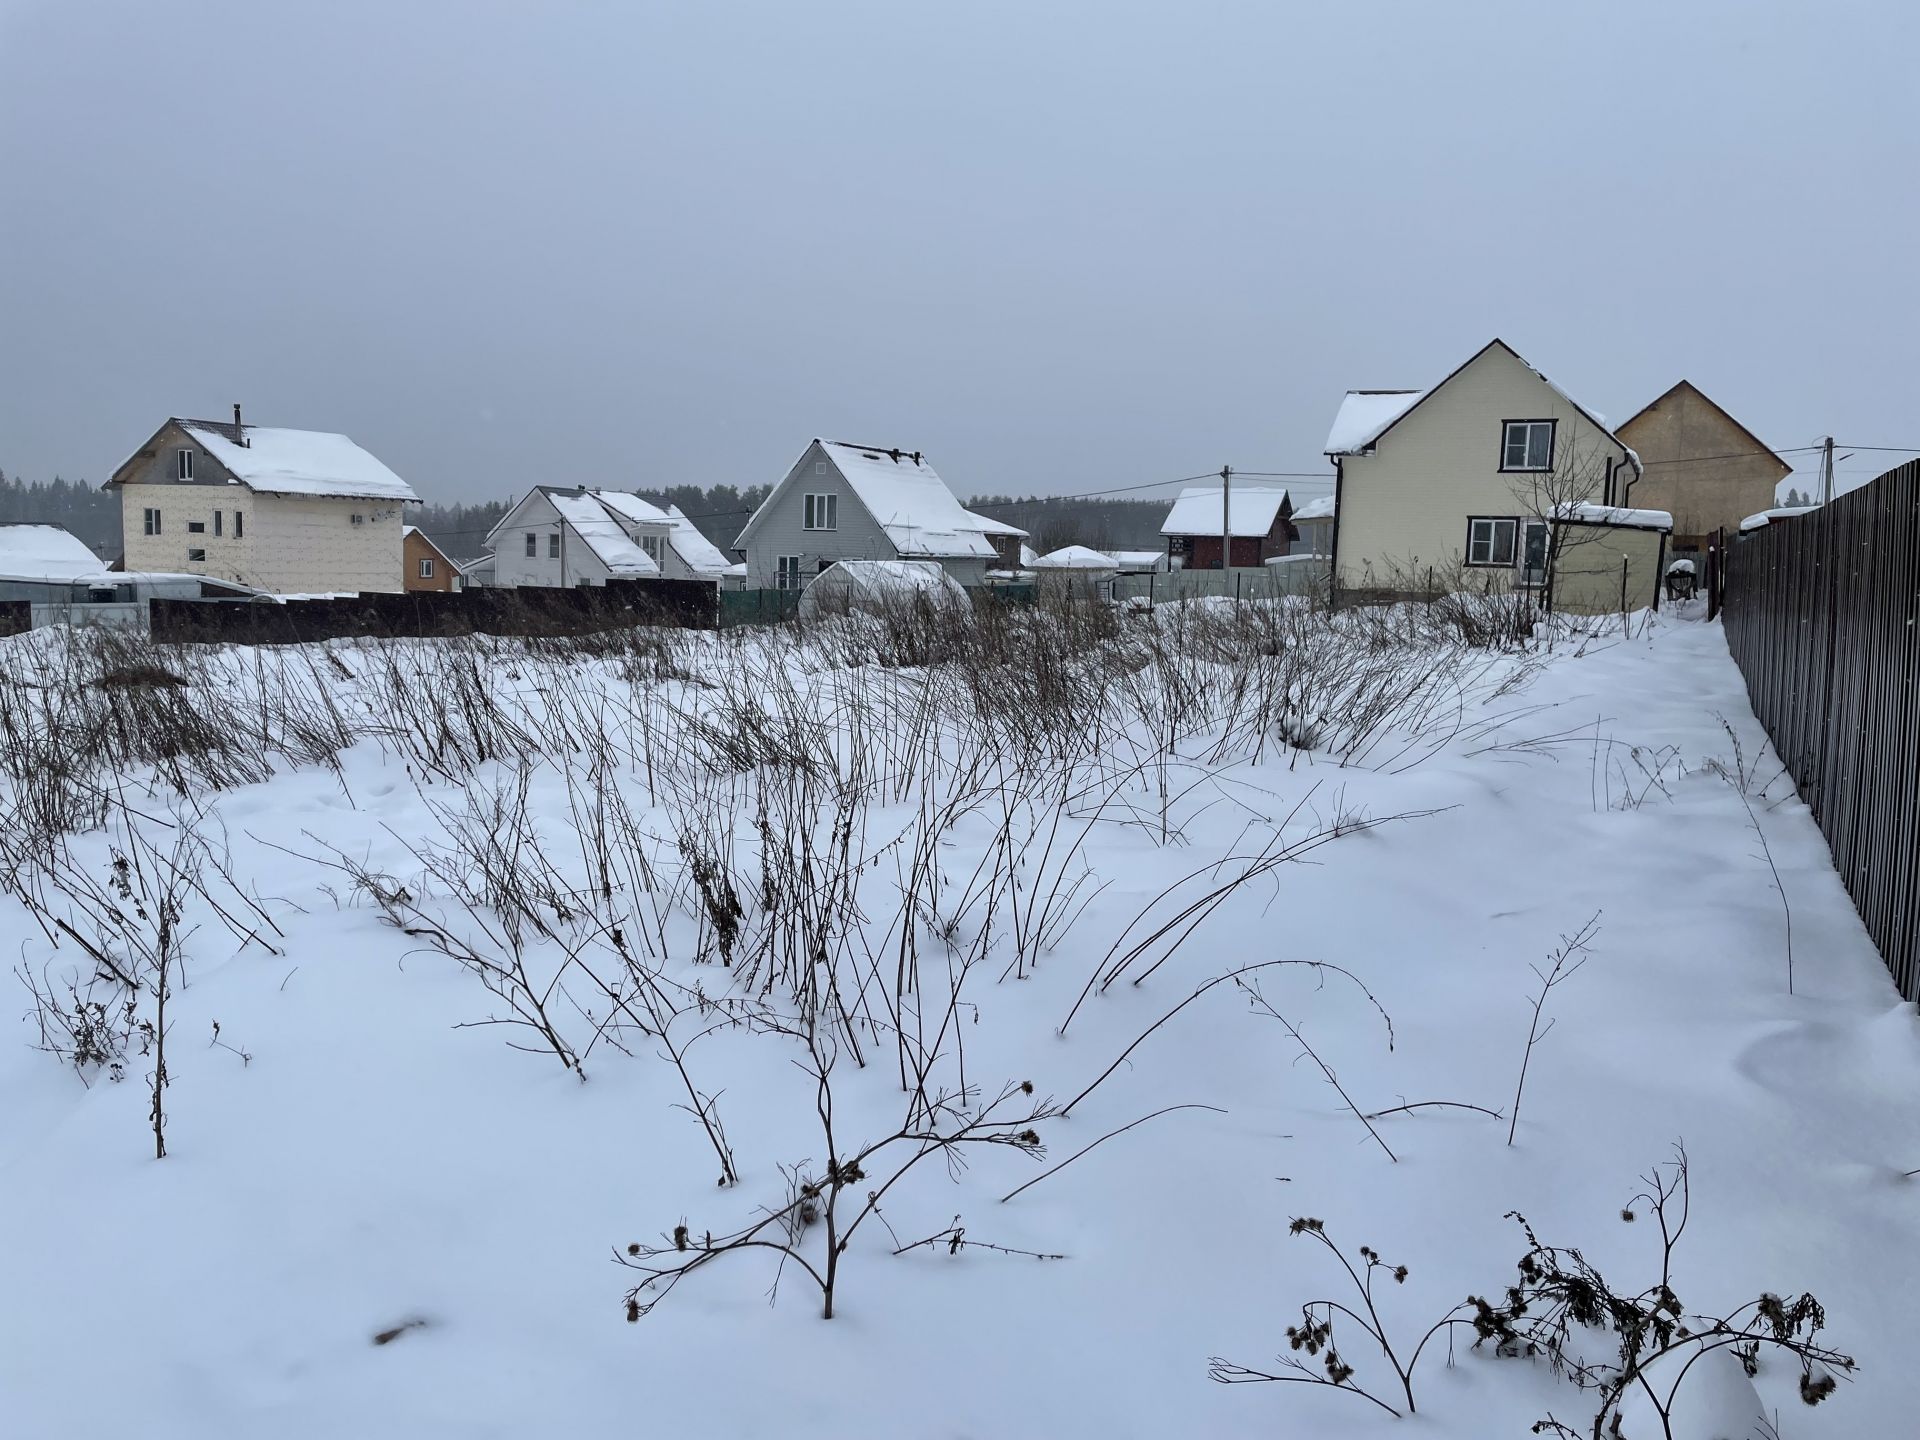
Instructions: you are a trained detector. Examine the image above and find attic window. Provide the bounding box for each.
[175,448,194,481]
[804,493,838,531]
[1501,420,1556,472]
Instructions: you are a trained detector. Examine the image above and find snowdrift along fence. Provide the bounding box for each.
[148,577,719,645]
[1723,459,1920,1002]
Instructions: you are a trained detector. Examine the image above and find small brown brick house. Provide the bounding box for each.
[1160,485,1297,569]
[403,526,457,592]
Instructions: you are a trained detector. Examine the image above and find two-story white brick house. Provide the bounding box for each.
[106,410,418,594]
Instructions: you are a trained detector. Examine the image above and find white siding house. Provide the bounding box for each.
[735,440,999,590]
[106,412,417,594]
[483,487,736,588]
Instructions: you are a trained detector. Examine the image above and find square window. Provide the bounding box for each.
[1467,517,1518,567]
[804,493,838,531]
[175,448,194,481]
[1501,420,1555,471]
[187,547,206,563]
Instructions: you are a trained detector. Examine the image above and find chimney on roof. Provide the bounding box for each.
[233,403,248,446]
[911,451,921,465]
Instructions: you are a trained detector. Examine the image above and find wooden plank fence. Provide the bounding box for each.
[1722,459,1920,1002]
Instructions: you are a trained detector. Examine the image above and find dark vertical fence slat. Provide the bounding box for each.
[1723,459,1920,1002]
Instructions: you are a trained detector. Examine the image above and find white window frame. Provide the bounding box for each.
[1501,420,1555,472]
[524,532,537,557]
[1466,516,1519,567]
[187,520,206,534]
[548,532,561,559]
[186,547,207,563]
[776,555,804,590]
[418,557,435,579]
[175,448,194,481]
[803,493,838,531]
[641,534,663,563]
[143,507,161,536]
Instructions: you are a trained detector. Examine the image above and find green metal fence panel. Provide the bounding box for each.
[718,587,800,628]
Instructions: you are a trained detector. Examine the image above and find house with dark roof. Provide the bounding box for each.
[735,440,1002,590]
[105,407,418,594]
[1615,381,1793,561]
[1322,340,1666,612]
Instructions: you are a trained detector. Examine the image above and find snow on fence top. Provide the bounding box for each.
[548,491,661,576]
[1323,390,1425,454]
[813,442,998,560]
[1740,505,1819,533]
[1160,485,1291,537]
[1552,502,1674,531]
[0,523,103,583]
[179,422,419,503]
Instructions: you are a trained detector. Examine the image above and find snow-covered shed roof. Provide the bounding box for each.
[1031,544,1117,570]
[1160,485,1292,538]
[740,441,997,560]
[1740,505,1818,533]
[174,419,419,502]
[1291,495,1336,522]
[0,524,102,583]
[548,491,661,576]
[1110,549,1170,571]
[1324,392,1425,455]
[962,509,1030,539]
[1552,502,1673,532]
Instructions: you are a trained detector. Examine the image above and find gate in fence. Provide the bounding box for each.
[1722,459,1920,1002]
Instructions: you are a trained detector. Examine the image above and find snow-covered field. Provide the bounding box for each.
[2,602,1916,1440]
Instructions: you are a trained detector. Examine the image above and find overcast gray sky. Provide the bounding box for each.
[3,0,1915,509]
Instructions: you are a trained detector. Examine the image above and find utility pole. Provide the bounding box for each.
[1220,465,1232,573]
[1821,436,1835,507]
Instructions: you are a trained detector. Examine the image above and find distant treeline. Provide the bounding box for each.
[965,496,1170,554]
[0,468,1174,567]
[0,472,120,556]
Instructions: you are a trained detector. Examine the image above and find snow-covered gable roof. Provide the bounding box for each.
[1031,544,1117,570]
[548,491,660,576]
[962,509,1030,539]
[1160,485,1291,538]
[175,420,418,502]
[1292,495,1336,522]
[809,442,997,559]
[0,524,102,582]
[1323,342,1643,477]
[1324,392,1425,455]
[661,505,733,576]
